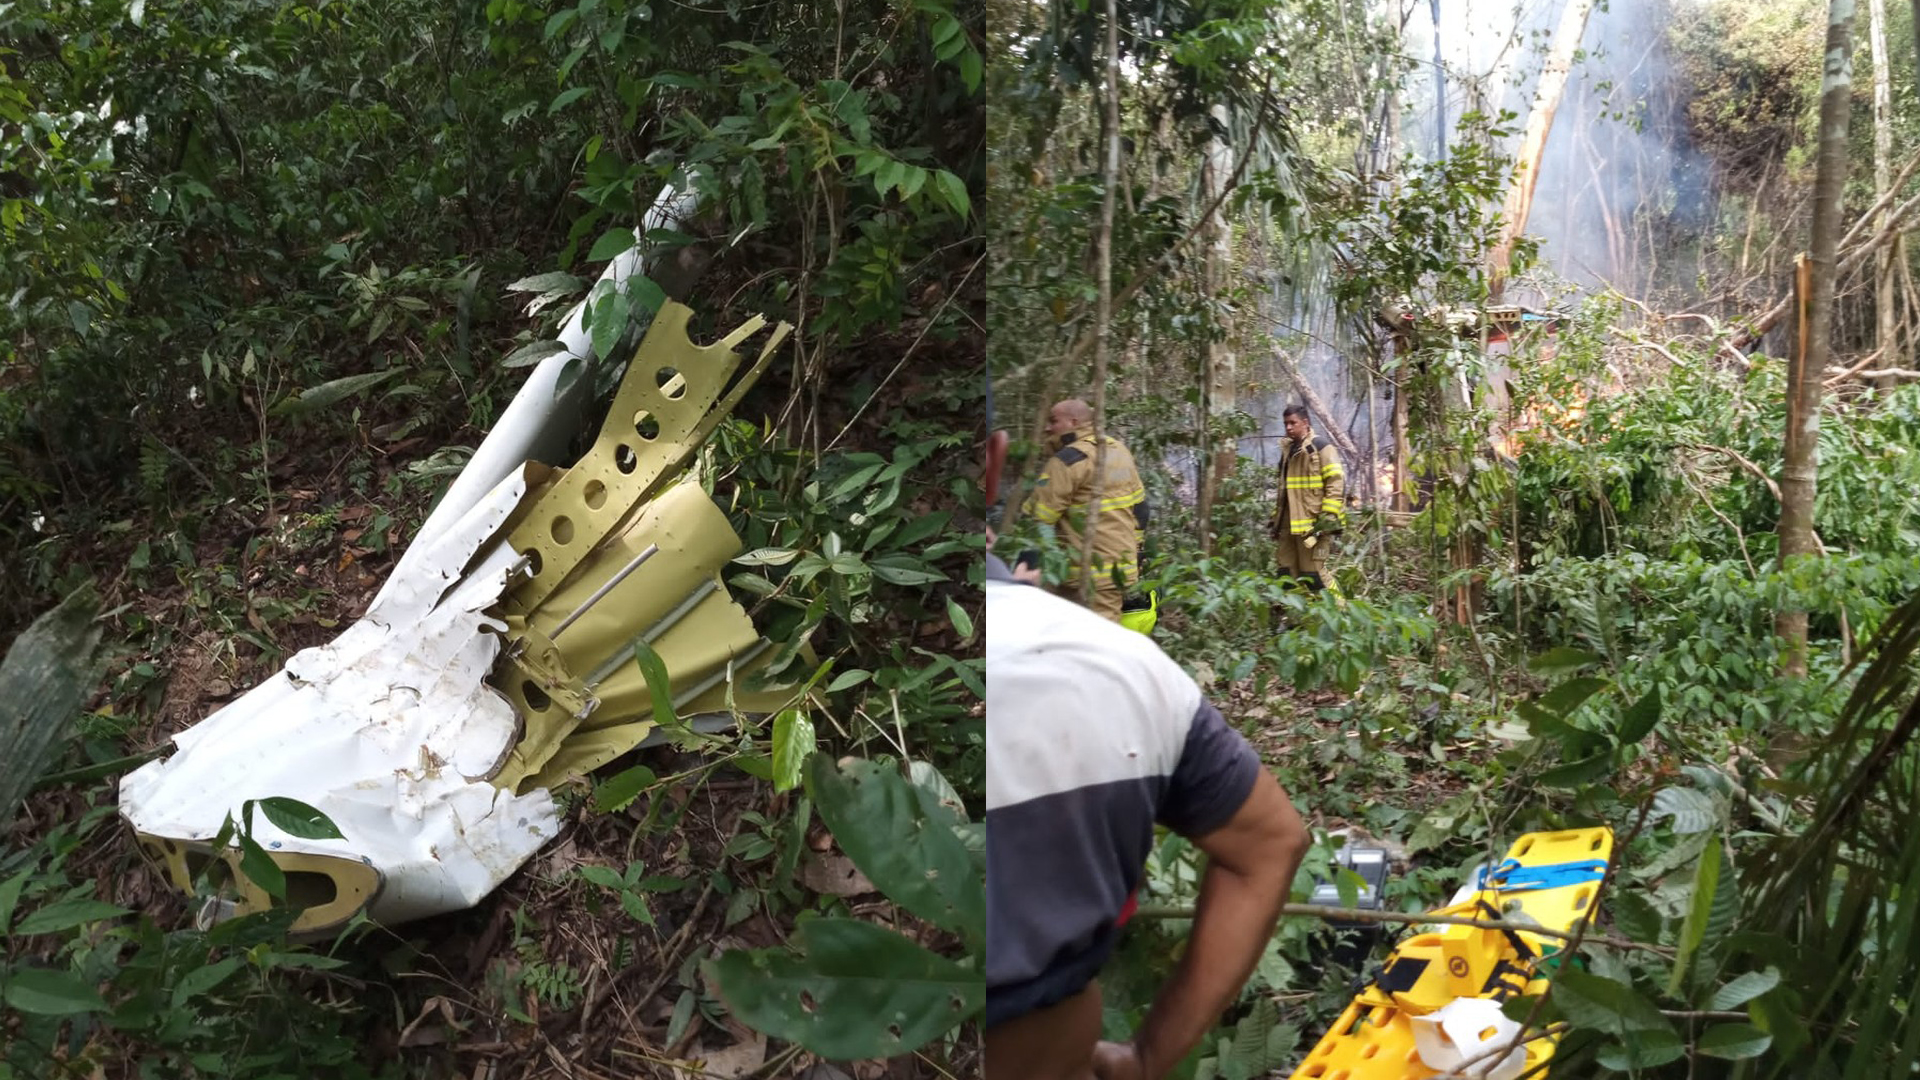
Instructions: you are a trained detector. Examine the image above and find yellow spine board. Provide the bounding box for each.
[1288,827,1614,1080]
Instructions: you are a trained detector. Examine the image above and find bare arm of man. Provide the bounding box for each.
[1093,770,1310,1080]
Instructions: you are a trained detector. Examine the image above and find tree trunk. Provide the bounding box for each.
[1778,0,1858,677]
[1870,0,1897,360]
[1393,369,1412,513]
[1081,0,1121,604]
[1431,0,1446,161]
[1487,0,1599,291]
[1913,0,1920,82]
[1196,106,1235,556]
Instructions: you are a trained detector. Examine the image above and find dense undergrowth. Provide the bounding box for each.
[1066,304,1920,1076]
[3,0,985,1077]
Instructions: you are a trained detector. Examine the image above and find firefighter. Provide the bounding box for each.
[1023,398,1148,622]
[1271,404,1345,592]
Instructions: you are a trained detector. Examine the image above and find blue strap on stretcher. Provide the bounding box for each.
[1478,858,1609,892]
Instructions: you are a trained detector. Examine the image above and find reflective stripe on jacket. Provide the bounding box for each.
[1024,427,1147,583]
[1274,435,1345,536]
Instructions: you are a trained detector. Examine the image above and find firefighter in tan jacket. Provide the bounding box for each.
[1023,399,1148,622]
[1271,405,1345,592]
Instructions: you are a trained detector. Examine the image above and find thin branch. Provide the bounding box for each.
[1434,1022,1569,1079]
[1132,902,1673,956]
[1824,346,1888,385]
[824,251,984,452]
[1679,442,1783,504]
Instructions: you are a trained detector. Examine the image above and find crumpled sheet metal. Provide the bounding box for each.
[120,298,793,935]
[120,466,561,927]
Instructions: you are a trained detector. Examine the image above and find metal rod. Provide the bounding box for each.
[584,578,720,688]
[548,543,660,641]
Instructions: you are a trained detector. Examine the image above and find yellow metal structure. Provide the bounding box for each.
[1289,827,1613,1080]
[489,302,793,792]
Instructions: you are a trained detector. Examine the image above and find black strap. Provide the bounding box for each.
[1374,956,1429,993]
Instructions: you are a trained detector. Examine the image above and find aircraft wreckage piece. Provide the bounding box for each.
[120,298,793,936]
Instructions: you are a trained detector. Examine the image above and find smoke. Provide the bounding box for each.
[1405,0,1716,300]
[1232,0,1716,501]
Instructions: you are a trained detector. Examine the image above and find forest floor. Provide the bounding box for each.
[13,418,974,1079]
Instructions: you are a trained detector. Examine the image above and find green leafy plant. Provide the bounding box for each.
[707,753,983,1059]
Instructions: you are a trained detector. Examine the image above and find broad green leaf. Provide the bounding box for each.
[1536,676,1610,720]
[707,918,981,1059]
[1711,968,1781,1010]
[1749,989,1810,1060]
[590,290,631,360]
[957,48,980,92]
[580,865,624,890]
[171,956,245,1006]
[735,547,800,567]
[733,754,775,781]
[644,227,697,248]
[1616,686,1662,745]
[588,227,637,261]
[900,166,928,200]
[1552,969,1672,1035]
[630,639,678,729]
[933,170,970,218]
[620,891,654,925]
[253,951,347,971]
[1652,786,1718,834]
[1611,890,1665,945]
[255,797,344,840]
[1537,751,1612,788]
[1697,1023,1771,1060]
[549,85,592,113]
[626,273,666,314]
[771,711,815,793]
[946,597,973,639]
[1595,1027,1686,1070]
[1530,646,1603,675]
[1668,836,1723,998]
[544,8,578,40]
[870,556,946,586]
[907,760,967,822]
[14,898,132,935]
[0,869,28,932]
[807,755,983,940]
[271,369,403,417]
[826,669,870,692]
[828,463,885,502]
[2,967,107,1015]
[593,764,657,814]
[668,987,697,1044]
[891,510,952,548]
[237,833,286,901]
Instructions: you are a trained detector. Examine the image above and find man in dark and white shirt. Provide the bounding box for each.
[985,552,1311,1080]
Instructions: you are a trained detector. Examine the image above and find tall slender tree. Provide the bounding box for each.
[1487,0,1598,292]
[1196,105,1236,556]
[1080,0,1121,602]
[1778,0,1858,676]
[1869,0,1896,362]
